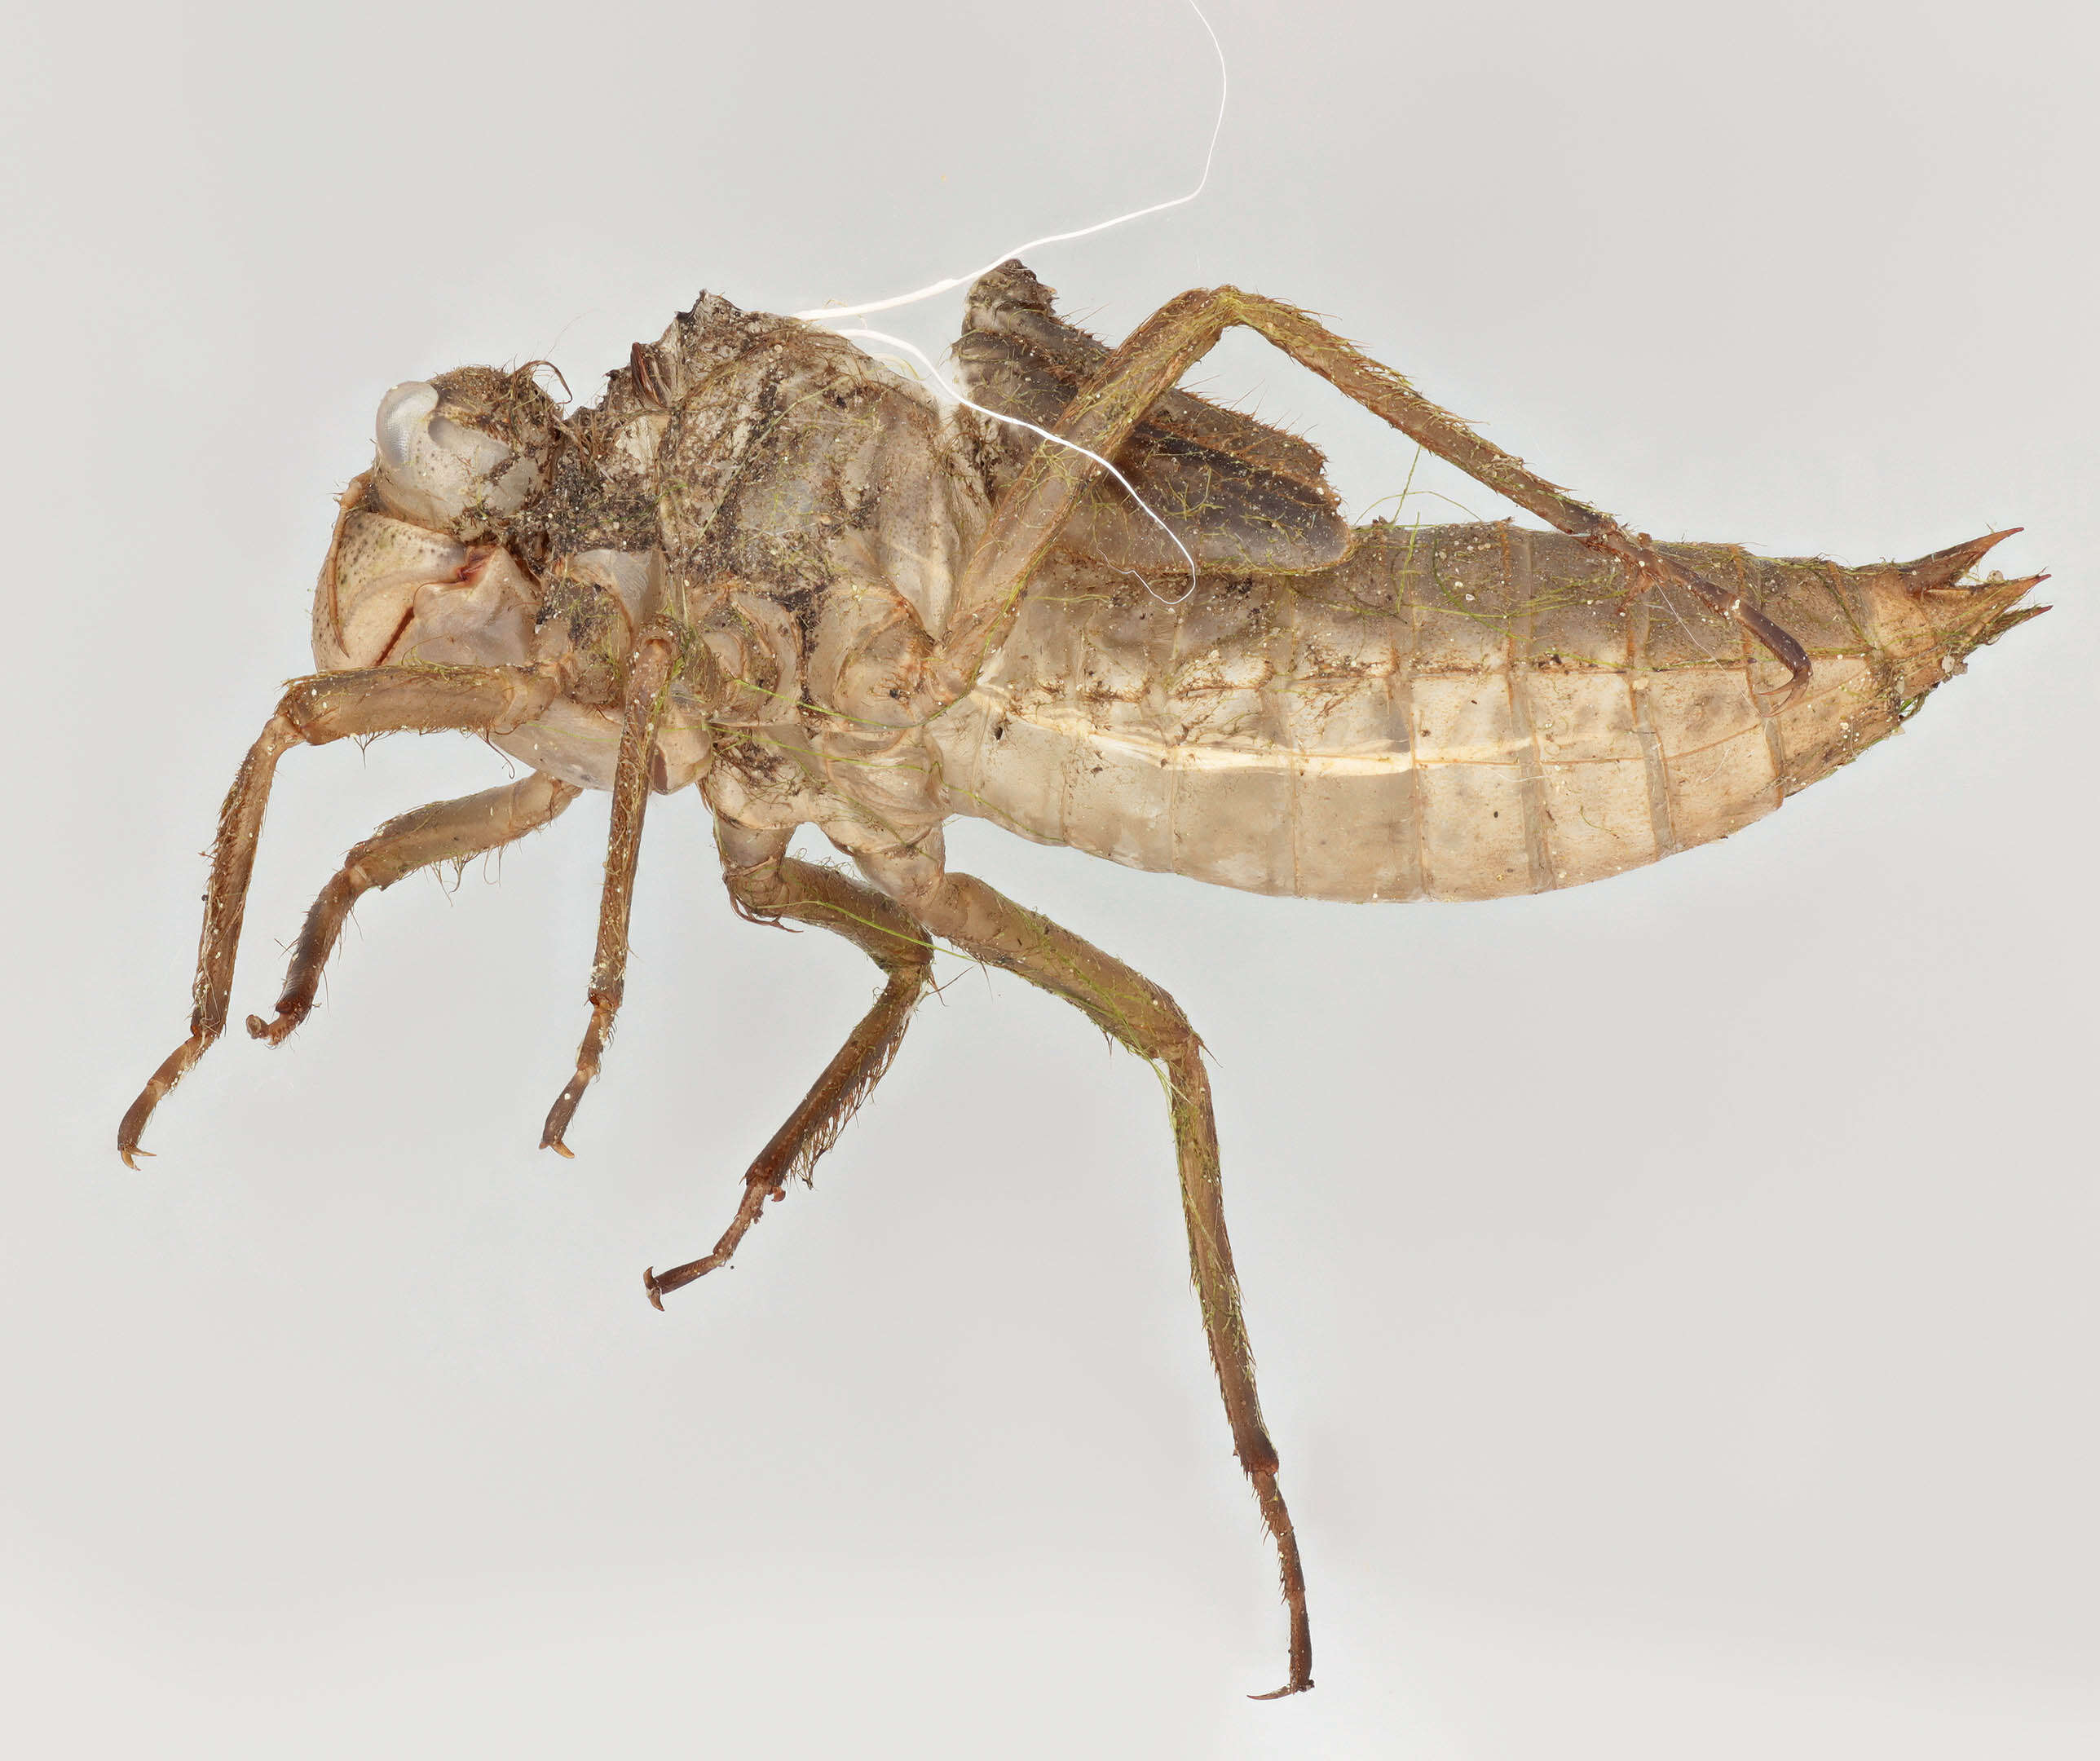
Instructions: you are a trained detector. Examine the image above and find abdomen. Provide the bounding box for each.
[929,522,2031,903]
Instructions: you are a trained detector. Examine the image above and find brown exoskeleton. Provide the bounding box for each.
[120,259,2045,1697]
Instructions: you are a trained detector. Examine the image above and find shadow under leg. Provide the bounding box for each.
[853,834,1312,1699]
[646,820,936,1306]
[248,772,580,1046]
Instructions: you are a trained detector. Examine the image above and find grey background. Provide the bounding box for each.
[5,0,2095,1754]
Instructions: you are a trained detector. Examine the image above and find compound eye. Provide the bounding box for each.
[376,381,440,471]
[370,378,538,532]
[429,413,517,477]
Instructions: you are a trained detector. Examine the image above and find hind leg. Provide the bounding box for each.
[933,277,1809,702]
[849,828,1312,1700]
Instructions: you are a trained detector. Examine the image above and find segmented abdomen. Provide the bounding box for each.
[929,522,2030,902]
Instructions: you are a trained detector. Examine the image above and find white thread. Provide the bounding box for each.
[800,2,1229,607]
[790,1,1227,324]
[838,328,1200,605]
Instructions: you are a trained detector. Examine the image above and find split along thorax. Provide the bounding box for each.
[313,294,997,834]
[545,294,995,841]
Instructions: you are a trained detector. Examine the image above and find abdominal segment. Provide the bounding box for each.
[930,522,2032,903]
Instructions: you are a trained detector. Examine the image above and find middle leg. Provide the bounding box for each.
[541,623,679,1154]
[645,820,937,1305]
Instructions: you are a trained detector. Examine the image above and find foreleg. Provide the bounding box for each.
[934,282,1809,701]
[851,832,1312,1700]
[119,664,559,1164]
[247,773,580,1047]
[644,821,936,1306]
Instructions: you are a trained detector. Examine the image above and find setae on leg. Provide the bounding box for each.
[541,626,679,1156]
[851,831,1313,1700]
[118,664,561,1165]
[645,820,936,1305]
[933,278,1810,706]
[249,773,580,1046]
